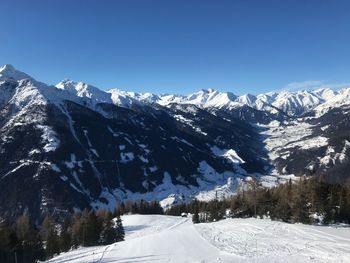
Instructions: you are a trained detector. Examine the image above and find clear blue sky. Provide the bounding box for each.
[1,0,350,95]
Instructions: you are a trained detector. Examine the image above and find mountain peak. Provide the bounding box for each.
[0,64,33,81]
[200,88,216,93]
[0,64,15,72]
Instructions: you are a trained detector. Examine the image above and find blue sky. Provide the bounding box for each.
[1,0,350,95]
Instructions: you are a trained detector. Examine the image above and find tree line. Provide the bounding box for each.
[167,177,350,225]
[115,200,164,215]
[0,199,163,263]
[0,209,124,263]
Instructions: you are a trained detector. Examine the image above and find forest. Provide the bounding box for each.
[0,209,124,263]
[0,199,164,263]
[167,177,350,224]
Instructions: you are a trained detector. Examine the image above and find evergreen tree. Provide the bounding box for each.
[59,217,72,252]
[116,202,126,216]
[40,215,60,258]
[291,177,310,223]
[272,184,292,222]
[192,200,200,224]
[97,209,117,245]
[70,213,83,248]
[81,210,101,246]
[115,216,125,242]
[15,215,44,263]
[0,220,18,263]
[192,211,200,224]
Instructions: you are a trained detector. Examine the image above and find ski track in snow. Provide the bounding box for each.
[46,215,350,263]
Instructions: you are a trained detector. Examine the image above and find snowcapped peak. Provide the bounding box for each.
[313,87,338,100]
[314,87,350,116]
[56,79,78,91]
[0,64,33,81]
[235,93,257,107]
[56,79,112,105]
[0,64,15,72]
[108,88,142,107]
[200,88,216,93]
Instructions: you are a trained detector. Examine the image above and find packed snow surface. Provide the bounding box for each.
[47,214,350,263]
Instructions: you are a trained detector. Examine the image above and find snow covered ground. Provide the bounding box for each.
[47,214,350,263]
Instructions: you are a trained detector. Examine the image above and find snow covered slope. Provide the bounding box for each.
[0,64,33,81]
[47,214,350,263]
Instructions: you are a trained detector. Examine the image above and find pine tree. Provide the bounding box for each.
[59,217,72,252]
[0,219,18,263]
[192,211,200,224]
[15,215,44,263]
[81,210,101,246]
[40,215,60,258]
[116,202,126,215]
[291,177,310,223]
[115,216,125,242]
[97,209,117,245]
[100,219,117,245]
[272,184,292,222]
[192,200,200,224]
[71,213,83,248]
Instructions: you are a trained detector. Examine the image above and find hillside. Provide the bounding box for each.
[0,64,349,220]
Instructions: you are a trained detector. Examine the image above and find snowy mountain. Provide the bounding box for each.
[0,64,33,81]
[0,64,349,220]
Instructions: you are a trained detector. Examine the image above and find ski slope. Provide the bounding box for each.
[47,215,350,263]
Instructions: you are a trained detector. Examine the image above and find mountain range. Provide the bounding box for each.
[0,64,349,220]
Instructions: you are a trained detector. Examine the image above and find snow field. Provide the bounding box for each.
[47,214,350,263]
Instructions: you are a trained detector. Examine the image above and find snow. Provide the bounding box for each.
[211,145,245,164]
[109,162,241,210]
[153,87,340,116]
[300,136,328,150]
[138,155,149,163]
[174,114,207,135]
[1,65,348,123]
[318,140,350,167]
[3,64,350,217]
[314,87,350,116]
[108,88,141,107]
[56,80,113,106]
[195,177,241,201]
[29,149,40,155]
[47,214,350,263]
[83,130,99,157]
[0,64,32,81]
[51,164,61,172]
[37,125,60,152]
[170,136,194,147]
[157,89,241,110]
[196,217,350,262]
[269,90,323,115]
[1,162,31,179]
[120,152,135,163]
[149,166,158,172]
[90,148,99,157]
[261,121,317,161]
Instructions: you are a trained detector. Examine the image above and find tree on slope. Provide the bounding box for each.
[15,215,44,262]
[97,209,118,245]
[59,217,72,252]
[40,215,60,258]
[115,215,125,242]
[0,219,18,262]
